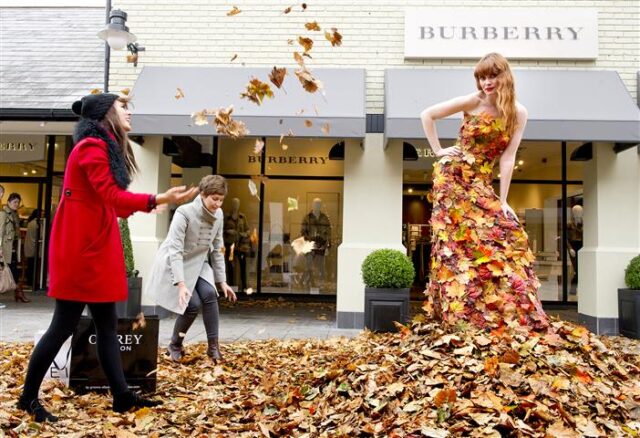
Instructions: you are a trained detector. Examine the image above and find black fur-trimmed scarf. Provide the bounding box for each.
[72,118,131,189]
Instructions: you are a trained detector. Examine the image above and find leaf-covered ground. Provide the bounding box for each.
[1,317,639,437]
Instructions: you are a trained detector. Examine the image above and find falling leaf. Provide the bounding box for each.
[241,78,274,105]
[120,88,130,96]
[90,88,102,95]
[295,66,323,93]
[305,21,321,31]
[269,67,287,89]
[283,6,293,14]
[230,54,238,62]
[293,51,305,66]
[281,144,289,151]
[126,53,138,64]
[246,287,254,295]
[287,129,295,136]
[291,236,315,255]
[229,243,235,262]
[287,197,299,211]
[325,27,342,46]
[321,123,330,134]
[132,312,146,331]
[254,138,265,154]
[287,39,295,45]
[191,109,210,126]
[227,6,241,16]
[212,105,248,139]
[304,120,313,128]
[248,179,260,200]
[298,36,314,53]
[301,3,307,10]
[178,332,186,338]
[175,87,185,99]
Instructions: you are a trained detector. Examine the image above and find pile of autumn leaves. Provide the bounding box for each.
[1,317,639,437]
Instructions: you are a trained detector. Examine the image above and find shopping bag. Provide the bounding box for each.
[0,262,16,294]
[34,330,72,386]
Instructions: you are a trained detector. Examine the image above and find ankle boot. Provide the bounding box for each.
[17,397,58,423]
[112,391,162,413]
[207,338,223,362]
[166,341,184,362]
[14,287,30,303]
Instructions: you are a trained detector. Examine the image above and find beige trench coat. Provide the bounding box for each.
[147,195,226,315]
[0,206,20,264]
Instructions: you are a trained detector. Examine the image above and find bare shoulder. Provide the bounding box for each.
[515,101,528,119]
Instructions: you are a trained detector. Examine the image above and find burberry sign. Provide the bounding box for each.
[404,8,598,60]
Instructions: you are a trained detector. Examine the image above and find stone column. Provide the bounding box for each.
[578,144,640,334]
[336,135,405,328]
[127,136,172,310]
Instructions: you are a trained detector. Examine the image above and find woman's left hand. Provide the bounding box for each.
[501,202,519,223]
[220,282,237,302]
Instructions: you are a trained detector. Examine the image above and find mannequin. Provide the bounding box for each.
[223,197,250,292]
[567,204,583,288]
[301,198,332,289]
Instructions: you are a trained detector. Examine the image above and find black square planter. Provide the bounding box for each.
[618,288,640,339]
[364,287,410,333]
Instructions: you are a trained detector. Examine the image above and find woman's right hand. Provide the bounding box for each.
[156,186,199,206]
[435,146,462,158]
[178,283,192,309]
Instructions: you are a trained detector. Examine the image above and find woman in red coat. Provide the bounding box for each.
[17,92,197,422]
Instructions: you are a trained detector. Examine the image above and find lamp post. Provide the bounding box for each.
[97,1,143,92]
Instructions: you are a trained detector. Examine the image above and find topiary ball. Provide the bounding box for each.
[625,254,640,289]
[361,249,415,289]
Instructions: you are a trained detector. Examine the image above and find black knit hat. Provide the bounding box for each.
[71,93,119,120]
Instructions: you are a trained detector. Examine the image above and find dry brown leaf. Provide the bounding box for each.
[325,27,342,46]
[293,51,305,66]
[305,21,321,31]
[241,78,274,105]
[212,105,248,139]
[120,88,130,96]
[90,88,102,95]
[304,120,313,128]
[227,6,241,16]
[269,67,287,89]
[295,67,323,93]
[291,236,315,255]
[175,87,185,99]
[283,6,292,14]
[254,138,265,154]
[230,54,238,62]
[132,312,146,331]
[321,123,330,134]
[298,36,314,53]
[434,388,457,407]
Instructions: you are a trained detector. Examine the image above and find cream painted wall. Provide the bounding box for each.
[127,136,173,305]
[579,144,640,323]
[337,135,404,316]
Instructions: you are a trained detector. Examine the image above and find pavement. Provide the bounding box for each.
[0,291,579,346]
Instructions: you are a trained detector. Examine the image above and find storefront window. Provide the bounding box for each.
[0,134,49,177]
[53,135,73,173]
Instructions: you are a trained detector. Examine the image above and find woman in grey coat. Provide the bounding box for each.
[148,175,237,362]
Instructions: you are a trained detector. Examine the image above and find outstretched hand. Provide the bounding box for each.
[219,282,237,303]
[157,186,199,206]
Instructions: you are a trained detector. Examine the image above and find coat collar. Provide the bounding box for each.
[73,118,131,189]
[193,195,217,224]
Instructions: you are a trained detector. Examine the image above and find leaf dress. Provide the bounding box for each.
[426,112,549,330]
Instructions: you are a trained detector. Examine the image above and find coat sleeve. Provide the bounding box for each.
[210,215,227,283]
[77,139,153,214]
[167,210,188,285]
[0,212,6,256]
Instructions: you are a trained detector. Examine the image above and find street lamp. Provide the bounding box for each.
[97,5,144,92]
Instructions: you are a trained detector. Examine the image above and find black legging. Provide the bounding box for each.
[22,299,128,401]
[171,278,219,345]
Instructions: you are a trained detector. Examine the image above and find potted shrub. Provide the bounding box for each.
[361,249,415,332]
[116,218,142,318]
[618,254,640,339]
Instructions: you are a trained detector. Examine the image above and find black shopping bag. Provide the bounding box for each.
[69,315,159,394]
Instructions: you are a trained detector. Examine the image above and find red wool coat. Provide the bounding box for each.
[48,135,153,302]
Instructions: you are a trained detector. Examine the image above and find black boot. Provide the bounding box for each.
[207,338,223,362]
[17,397,58,423]
[112,391,162,413]
[166,341,184,362]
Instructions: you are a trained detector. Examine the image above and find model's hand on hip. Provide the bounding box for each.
[435,146,462,158]
[177,283,191,309]
[501,202,519,223]
[220,282,237,303]
[156,186,199,206]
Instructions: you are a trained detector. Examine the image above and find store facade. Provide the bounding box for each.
[107,1,638,332]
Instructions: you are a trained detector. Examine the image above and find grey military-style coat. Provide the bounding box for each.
[148,195,226,315]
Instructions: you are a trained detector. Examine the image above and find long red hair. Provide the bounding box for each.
[474,53,517,137]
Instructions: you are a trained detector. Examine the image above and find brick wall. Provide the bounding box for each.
[109,0,640,113]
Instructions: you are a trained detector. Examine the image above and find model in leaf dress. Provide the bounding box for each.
[420,53,549,331]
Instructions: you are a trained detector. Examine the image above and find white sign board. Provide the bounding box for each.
[404,8,598,60]
[0,135,46,163]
